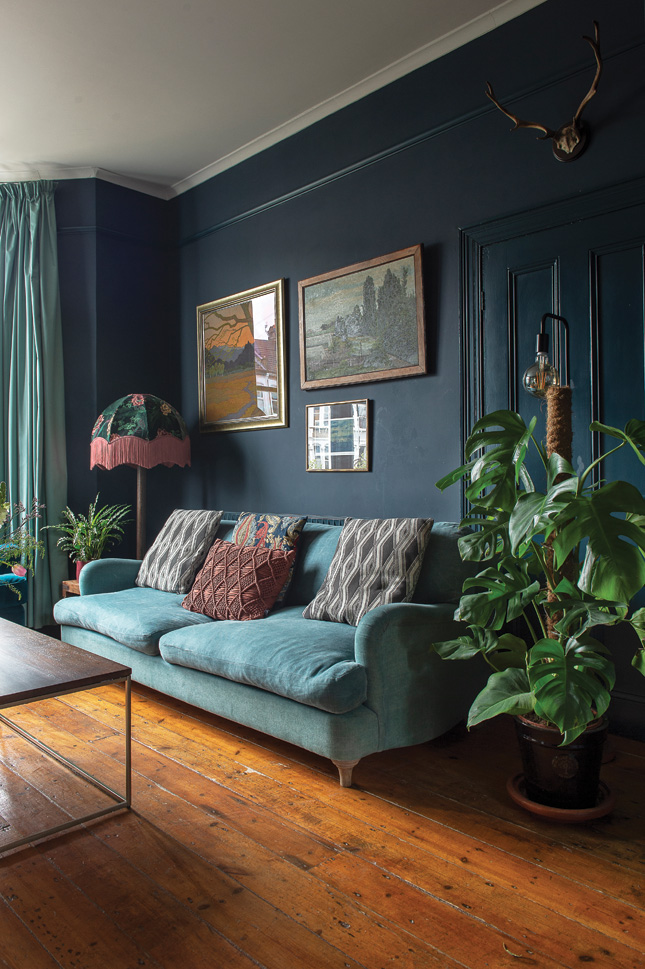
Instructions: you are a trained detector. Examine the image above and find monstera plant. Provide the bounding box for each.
[432,410,645,752]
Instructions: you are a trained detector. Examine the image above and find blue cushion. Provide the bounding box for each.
[283,523,341,605]
[53,587,214,655]
[159,605,366,714]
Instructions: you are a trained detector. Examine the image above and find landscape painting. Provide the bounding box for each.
[197,279,286,432]
[298,245,426,390]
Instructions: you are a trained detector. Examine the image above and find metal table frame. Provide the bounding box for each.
[0,675,131,854]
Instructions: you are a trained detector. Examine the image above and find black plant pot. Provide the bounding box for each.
[512,715,609,810]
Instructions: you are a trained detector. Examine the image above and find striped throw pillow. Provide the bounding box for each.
[136,509,223,593]
[302,517,434,626]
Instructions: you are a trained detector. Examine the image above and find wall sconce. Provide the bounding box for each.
[522,313,570,398]
[523,313,572,464]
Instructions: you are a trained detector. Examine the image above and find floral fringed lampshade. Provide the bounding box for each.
[90,394,191,471]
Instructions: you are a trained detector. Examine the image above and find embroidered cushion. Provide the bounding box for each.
[303,517,434,626]
[232,511,307,604]
[183,538,296,621]
[136,508,223,593]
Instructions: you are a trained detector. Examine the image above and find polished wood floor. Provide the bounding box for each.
[0,682,643,969]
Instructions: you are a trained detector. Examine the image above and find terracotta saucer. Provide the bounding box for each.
[506,773,615,822]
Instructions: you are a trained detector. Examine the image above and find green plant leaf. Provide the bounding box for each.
[45,493,132,561]
[467,667,534,728]
[461,411,537,514]
[436,462,475,492]
[528,636,615,739]
[457,558,540,629]
[457,513,510,561]
[432,625,527,672]
[552,480,645,603]
[551,594,628,636]
[630,608,645,675]
[590,419,645,465]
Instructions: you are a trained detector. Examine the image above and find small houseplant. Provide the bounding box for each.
[0,481,44,594]
[46,494,131,577]
[432,409,645,812]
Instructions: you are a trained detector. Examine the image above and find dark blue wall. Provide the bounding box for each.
[173,0,645,527]
[56,179,179,558]
[55,0,645,537]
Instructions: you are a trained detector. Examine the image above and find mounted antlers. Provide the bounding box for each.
[486,21,602,162]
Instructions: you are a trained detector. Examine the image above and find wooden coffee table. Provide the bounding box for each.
[0,618,131,853]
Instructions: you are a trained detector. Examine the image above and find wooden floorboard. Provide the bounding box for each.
[0,682,643,969]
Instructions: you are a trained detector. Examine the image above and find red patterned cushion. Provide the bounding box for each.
[183,539,296,621]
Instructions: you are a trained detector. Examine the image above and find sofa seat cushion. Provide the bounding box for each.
[159,606,366,714]
[54,587,214,655]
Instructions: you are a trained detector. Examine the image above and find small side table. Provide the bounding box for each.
[61,579,80,598]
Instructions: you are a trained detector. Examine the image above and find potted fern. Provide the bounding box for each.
[46,494,131,578]
[432,410,645,815]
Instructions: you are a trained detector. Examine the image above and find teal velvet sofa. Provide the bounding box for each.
[54,514,483,786]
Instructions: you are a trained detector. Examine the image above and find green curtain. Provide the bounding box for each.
[0,180,68,627]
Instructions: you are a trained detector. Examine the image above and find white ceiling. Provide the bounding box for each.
[0,0,544,199]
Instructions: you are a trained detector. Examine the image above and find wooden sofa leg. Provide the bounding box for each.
[332,759,359,787]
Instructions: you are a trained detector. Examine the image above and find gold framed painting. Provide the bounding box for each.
[197,279,287,432]
[298,244,426,390]
[306,399,370,471]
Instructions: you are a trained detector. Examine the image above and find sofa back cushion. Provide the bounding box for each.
[412,522,481,605]
[282,522,342,605]
[216,514,473,608]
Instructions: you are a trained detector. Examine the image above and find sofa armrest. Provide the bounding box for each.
[354,601,485,750]
[78,558,142,596]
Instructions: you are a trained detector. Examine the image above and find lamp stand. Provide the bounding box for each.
[136,466,147,560]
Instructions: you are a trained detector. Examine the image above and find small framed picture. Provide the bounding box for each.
[197,279,286,432]
[298,244,425,390]
[306,399,370,472]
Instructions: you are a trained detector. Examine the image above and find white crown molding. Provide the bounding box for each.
[0,165,174,200]
[0,0,544,201]
[171,0,546,197]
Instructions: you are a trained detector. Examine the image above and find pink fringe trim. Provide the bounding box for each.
[90,435,191,470]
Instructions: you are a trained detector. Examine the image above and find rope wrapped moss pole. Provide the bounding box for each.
[545,385,574,635]
[546,385,573,463]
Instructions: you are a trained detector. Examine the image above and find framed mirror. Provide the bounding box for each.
[306,399,369,472]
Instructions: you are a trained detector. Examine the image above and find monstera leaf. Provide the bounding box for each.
[631,608,645,675]
[528,636,615,742]
[457,512,510,561]
[462,411,537,513]
[436,411,537,513]
[432,625,527,671]
[590,419,645,464]
[553,480,645,602]
[467,667,535,728]
[457,558,540,629]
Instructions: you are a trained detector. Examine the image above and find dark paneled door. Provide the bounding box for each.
[461,177,645,736]
[463,181,645,487]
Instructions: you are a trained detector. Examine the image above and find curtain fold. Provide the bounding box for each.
[0,180,68,627]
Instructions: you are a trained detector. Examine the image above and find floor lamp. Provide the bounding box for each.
[90,394,191,559]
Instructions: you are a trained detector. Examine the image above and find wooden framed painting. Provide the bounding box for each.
[306,399,369,471]
[298,244,426,390]
[197,279,286,432]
